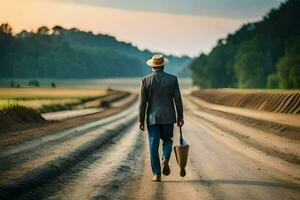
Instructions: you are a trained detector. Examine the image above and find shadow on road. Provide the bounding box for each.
[162,179,300,189]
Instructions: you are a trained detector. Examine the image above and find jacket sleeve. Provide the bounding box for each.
[139,78,148,123]
[173,77,183,120]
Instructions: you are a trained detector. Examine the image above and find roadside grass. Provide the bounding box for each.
[0,103,45,133]
[0,104,43,121]
[0,99,19,111]
[0,88,113,113]
[0,99,81,110]
[0,88,108,99]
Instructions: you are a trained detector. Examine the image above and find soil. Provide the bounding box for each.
[0,92,299,200]
[191,89,300,114]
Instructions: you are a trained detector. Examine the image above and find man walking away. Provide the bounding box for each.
[139,54,184,182]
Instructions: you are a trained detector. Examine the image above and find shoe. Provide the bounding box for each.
[151,174,161,182]
[162,160,170,176]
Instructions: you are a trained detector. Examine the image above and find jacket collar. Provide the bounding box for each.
[152,69,164,73]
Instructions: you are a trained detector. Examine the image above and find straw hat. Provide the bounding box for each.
[146,54,169,67]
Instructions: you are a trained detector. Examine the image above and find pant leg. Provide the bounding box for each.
[160,124,174,161]
[147,125,161,175]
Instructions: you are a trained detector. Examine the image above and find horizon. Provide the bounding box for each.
[0,0,285,56]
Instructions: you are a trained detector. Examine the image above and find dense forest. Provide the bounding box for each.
[0,24,191,79]
[190,0,300,89]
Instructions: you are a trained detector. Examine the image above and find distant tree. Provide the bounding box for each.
[10,80,15,88]
[37,26,50,35]
[29,80,40,87]
[0,23,14,77]
[51,82,56,88]
[189,0,300,89]
[52,25,64,35]
[233,37,274,88]
[16,30,29,39]
[276,57,300,89]
[53,25,63,31]
[189,53,209,87]
[272,36,300,89]
[0,23,12,34]
[267,74,279,88]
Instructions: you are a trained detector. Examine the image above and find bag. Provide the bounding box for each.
[173,127,189,177]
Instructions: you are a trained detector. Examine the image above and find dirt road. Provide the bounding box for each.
[0,96,299,199]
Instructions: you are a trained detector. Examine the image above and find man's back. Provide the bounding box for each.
[139,54,184,181]
[139,70,183,125]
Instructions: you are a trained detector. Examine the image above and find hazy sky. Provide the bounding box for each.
[0,0,284,56]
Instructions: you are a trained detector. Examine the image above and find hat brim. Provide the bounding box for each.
[146,58,169,67]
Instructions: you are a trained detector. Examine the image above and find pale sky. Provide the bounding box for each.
[0,0,284,56]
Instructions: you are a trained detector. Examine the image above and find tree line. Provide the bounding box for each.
[189,0,300,89]
[0,24,191,79]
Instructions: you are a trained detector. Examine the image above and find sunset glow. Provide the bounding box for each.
[0,0,280,56]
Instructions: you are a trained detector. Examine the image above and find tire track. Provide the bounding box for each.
[0,104,136,172]
[0,103,135,157]
[184,114,300,200]
[56,126,144,200]
[0,107,138,199]
[14,125,144,200]
[185,98,300,167]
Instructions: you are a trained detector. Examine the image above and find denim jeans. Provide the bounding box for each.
[147,124,173,175]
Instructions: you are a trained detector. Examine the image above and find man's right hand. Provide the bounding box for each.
[139,122,145,131]
[177,118,184,127]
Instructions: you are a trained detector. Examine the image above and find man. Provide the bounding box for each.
[139,54,184,182]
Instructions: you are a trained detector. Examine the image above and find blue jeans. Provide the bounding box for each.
[147,124,173,175]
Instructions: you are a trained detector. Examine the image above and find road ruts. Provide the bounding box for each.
[1,95,300,200]
[128,96,300,200]
[0,102,141,200]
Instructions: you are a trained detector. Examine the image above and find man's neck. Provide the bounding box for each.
[152,68,164,72]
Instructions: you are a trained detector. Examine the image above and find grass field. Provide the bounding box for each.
[0,88,108,99]
[0,88,110,111]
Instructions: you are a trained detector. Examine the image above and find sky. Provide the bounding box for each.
[0,0,285,56]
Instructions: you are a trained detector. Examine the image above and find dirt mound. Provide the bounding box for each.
[191,89,300,114]
[0,105,45,133]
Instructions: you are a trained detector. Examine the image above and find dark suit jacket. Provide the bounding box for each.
[139,70,183,125]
